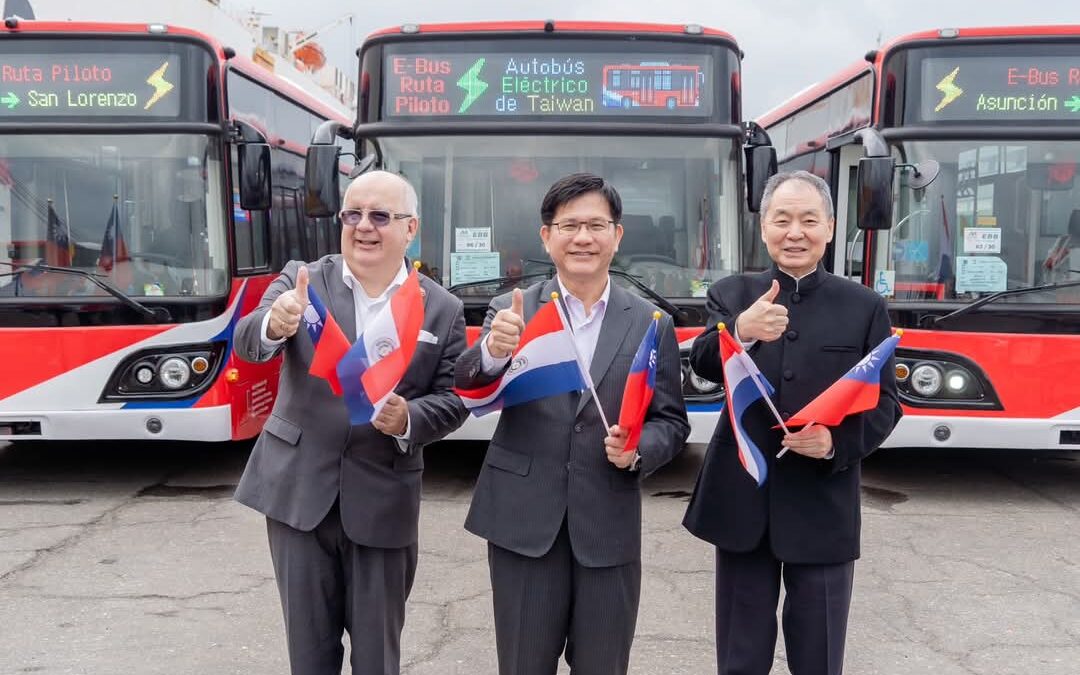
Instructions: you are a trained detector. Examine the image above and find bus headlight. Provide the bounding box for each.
[158,357,192,390]
[910,364,943,397]
[100,342,226,401]
[945,369,969,393]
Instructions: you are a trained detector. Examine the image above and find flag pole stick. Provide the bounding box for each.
[777,421,813,458]
[552,292,612,432]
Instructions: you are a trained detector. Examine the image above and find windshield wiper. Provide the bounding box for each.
[931,279,1080,327]
[524,258,684,319]
[446,271,553,295]
[0,262,171,322]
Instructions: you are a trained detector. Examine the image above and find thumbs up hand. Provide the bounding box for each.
[486,288,526,358]
[266,265,310,340]
[735,279,789,342]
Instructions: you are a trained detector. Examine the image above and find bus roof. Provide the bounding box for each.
[0,19,351,124]
[367,20,736,43]
[757,24,1080,129]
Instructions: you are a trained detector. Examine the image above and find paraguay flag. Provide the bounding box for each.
[785,331,901,428]
[336,268,425,425]
[455,299,585,416]
[302,282,351,395]
[617,312,660,453]
[719,324,774,486]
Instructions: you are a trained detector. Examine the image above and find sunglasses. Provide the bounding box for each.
[339,209,413,228]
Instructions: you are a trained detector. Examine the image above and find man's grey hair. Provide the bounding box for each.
[347,169,418,215]
[760,170,834,222]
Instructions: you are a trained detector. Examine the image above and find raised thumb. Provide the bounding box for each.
[759,279,780,304]
[510,288,524,316]
[295,265,310,302]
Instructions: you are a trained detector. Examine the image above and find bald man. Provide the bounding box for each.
[233,171,468,675]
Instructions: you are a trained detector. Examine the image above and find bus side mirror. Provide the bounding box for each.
[746,145,777,213]
[856,156,895,230]
[238,143,271,211]
[304,144,341,218]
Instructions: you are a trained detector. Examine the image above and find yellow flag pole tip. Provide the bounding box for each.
[652,311,662,320]
[894,328,904,337]
[717,322,726,332]
[551,292,560,300]
[412,260,422,270]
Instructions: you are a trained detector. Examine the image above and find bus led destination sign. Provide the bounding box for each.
[921,55,1080,122]
[0,53,181,117]
[384,50,712,119]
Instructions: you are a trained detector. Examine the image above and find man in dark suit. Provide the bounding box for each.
[683,170,902,675]
[233,171,467,675]
[456,173,689,675]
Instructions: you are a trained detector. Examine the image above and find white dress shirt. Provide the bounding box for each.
[481,276,611,374]
[261,261,412,441]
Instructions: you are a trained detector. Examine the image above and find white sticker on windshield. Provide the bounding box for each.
[455,228,491,252]
[955,256,1007,293]
[450,252,500,288]
[963,227,1002,254]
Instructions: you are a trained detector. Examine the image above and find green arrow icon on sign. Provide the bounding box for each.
[1065,95,1080,113]
[1,92,20,109]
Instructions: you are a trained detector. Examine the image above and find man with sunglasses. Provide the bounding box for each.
[233,170,467,675]
[455,172,689,675]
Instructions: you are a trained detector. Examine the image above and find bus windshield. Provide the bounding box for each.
[882,139,1080,304]
[0,134,228,298]
[380,134,742,299]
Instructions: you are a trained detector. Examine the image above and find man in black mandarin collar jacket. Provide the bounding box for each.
[683,171,901,675]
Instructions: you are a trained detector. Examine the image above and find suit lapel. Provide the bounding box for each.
[574,283,633,417]
[325,256,357,343]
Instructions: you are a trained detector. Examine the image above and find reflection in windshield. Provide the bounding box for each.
[883,140,1080,304]
[377,135,741,300]
[0,134,227,298]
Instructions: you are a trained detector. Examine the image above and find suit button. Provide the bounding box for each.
[791,292,802,304]
[785,330,798,341]
[574,423,584,433]
[783,369,794,381]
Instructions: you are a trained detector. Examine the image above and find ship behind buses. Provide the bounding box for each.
[0,19,353,441]
[756,25,1080,450]
[303,20,777,443]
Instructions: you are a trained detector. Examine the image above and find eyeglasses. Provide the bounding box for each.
[339,209,413,228]
[548,219,615,236]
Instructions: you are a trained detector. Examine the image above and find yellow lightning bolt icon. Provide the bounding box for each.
[934,66,963,113]
[144,62,174,110]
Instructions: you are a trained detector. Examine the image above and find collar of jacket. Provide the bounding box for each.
[770,263,827,294]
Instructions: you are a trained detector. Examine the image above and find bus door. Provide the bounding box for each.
[831,142,869,284]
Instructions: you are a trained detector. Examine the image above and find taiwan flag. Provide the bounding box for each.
[336,267,425,425]
[785,331,902,428]
[96,199,131,289]
[617,312,660,453]
[302,282,351,395]
[45,200,72,267]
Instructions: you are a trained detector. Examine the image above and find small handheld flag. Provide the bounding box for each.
[718,322,785,486]
[784,330,902,428]
[302,278,351,395]
[550,292,611,432]
[455,292,585,416]
[617,311,661,453]
[337,263,425,425]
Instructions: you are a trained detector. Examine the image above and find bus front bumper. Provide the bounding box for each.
[882,414,1080,450]
[0,405,233,442]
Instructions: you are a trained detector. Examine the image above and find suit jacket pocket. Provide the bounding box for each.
[485,444,531,476]
[263,414,302,446]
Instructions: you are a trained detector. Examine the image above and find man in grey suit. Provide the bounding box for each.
[233,171,467,675]
[455,173,690,675]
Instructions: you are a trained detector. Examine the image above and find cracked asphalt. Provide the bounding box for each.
[0,440,1077,675]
